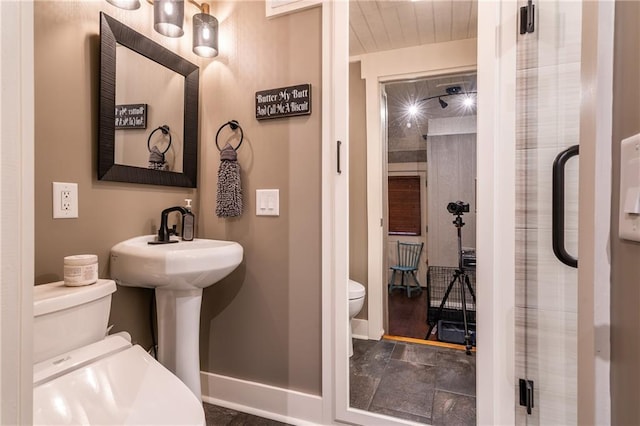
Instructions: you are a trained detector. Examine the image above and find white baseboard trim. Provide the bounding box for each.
[351,317,384,340]
[351,318,369,340]
[370,327,384,340]
[200,371,325,426]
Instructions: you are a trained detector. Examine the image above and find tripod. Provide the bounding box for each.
[426,213,477,354]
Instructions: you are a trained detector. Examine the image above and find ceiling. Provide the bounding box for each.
[349,0,478,57]
[385,73,477,141]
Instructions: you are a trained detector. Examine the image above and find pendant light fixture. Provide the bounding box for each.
[105,0,218,59]
[154,0,185,38]
[192,3,218,58]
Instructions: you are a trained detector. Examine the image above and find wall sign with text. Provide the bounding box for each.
[255,84,311,120]
[115,103,147,129]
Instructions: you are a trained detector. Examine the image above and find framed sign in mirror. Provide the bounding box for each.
[98,12,199,188]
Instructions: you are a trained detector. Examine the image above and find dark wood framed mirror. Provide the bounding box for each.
[98,12,199,188]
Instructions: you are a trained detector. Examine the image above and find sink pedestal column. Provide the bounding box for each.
[155,288,203,401]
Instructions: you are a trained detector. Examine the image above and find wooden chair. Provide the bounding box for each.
[388,241,424,298]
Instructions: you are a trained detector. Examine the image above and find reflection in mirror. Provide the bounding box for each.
[99,12,199,187]
[114,44,185,172]
[348,1,478,424]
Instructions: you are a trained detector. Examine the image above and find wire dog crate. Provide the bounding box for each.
[426,266,476,327]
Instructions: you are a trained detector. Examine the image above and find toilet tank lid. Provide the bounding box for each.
[34,279,116,317]
[349,279,366,299]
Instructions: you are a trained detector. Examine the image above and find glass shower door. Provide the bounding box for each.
[514,0,582,423]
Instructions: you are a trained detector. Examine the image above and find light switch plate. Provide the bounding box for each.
[256,189,279,216]
[619,134,640,242]
[53,182,79,219]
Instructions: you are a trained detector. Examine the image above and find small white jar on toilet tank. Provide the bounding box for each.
[64,254,98,286]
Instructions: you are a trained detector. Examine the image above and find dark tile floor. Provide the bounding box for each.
[350,339,476,425]
[203,403,289,426]
[202,339,474,425]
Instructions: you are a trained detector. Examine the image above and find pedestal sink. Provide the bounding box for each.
[110,235,243,400]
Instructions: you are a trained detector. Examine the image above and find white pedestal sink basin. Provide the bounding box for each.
[110,235,243,400]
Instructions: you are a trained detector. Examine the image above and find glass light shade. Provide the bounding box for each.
[192,13,218,58]
[154,0,185,38]
[106,0,141,9]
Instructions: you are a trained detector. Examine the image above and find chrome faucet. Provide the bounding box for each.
[150,206,187,244]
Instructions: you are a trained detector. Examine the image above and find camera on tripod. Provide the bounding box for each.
[447,200,470,215]
[425,199,476,353]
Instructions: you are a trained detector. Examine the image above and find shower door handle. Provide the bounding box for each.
[337,140,342,174]
[552,145,579,268]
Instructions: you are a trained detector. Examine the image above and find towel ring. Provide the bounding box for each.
[215,120,243,152]
[147,125,172,154]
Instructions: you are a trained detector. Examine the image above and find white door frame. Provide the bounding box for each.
[320,0,350,423]
[323,1,612,425]
[474,1,517,423]
[577,2,614,423]
[0,0,35,424]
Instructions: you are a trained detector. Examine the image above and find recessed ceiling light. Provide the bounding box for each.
[463,96,475,107]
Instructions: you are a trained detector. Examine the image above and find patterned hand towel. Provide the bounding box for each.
[216,143,243,217]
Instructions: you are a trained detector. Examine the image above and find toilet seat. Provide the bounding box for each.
[33,335,205,426]
[349,280,365,300]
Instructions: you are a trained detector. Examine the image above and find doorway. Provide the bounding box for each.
[384,74,477,343]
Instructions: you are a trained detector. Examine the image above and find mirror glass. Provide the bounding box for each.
[114,44,185,172]
[99,12,199,187]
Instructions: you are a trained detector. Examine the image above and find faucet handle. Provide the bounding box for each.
[169,224,179,236]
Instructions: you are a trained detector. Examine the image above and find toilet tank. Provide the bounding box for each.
[33,279,116,364]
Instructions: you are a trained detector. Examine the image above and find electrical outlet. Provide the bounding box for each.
[61,190,71,211]
[53,182,78,218]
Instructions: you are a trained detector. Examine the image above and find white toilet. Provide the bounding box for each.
[33,279,205,425]
[348,279,366,357]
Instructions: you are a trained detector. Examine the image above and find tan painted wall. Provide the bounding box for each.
[610,0,640,423]
[34,0,322,395]
[198,2,322,394]
[349,61,368,319]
